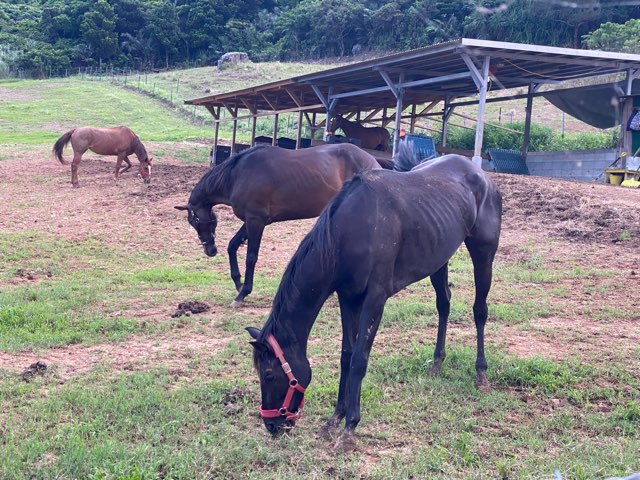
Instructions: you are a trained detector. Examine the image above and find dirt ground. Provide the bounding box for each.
[0,146,639,376]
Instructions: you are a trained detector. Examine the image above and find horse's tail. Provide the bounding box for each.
[53,129,75,165]
[394,139,419,172]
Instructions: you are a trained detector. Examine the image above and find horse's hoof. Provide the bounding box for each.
[72,184,79,189]
[334,432,357,452]
[476,373,491,392]
[428,362,442,377]
[230,299,244,308]
[318,421,339,440]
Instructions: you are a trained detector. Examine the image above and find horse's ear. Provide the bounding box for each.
[174,205,189,211]
[148,157,153,164]
[246,326,261,340]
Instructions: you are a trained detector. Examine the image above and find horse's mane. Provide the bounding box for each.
[190,144,268,205]
[255,175,368,352]
[132,136,149,161]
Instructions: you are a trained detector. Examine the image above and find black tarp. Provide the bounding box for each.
[542,80,639,129]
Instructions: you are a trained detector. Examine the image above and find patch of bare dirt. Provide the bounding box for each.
[0,330,233,378]
[1,145,639,375]
[494,173,640,247]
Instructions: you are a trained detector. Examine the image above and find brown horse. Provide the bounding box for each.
[175,143,381,307]
[53,126,152,187]
[330,115,391,151]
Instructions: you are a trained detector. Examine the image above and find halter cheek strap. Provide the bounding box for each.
[259,334,306,421]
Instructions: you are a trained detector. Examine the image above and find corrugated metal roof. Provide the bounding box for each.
[186,38,640,119]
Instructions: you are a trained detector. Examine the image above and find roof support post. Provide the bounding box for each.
[230,106,238,154]
[441,97,455,147]
[522,82,539,158]
[626,68,636,96]
[410,104,417,133]
[296,110,303,149]
[472,56,491,167]
[324,88,336,141]
[211,106,220,166]
[251,115,257,146]
[379,71,404,159]
[272,113,279,146]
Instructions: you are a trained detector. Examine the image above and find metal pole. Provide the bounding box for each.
[231,108,238,154]
[272,114,279,146]
[391,87,404,159]
[296,111,303,149]
[251,115,257,146]
[521,83,535,158]
[472,56,491,167]
[441,97,449,147]
[212,120,220,166]
[410,104,416,133]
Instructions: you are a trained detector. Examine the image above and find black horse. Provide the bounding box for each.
[247,151,502,451]
[175,143,381,307]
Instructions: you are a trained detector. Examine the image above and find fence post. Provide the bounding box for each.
[176,78,180,94]
[153,82,156,95]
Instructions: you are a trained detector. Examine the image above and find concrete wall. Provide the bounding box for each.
[525,149,617,182]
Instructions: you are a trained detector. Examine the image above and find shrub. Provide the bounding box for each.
[446,121,616,152]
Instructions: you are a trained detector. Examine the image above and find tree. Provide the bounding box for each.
[584,19,640,54]
[80,0,118,66]
[143,1,180,69]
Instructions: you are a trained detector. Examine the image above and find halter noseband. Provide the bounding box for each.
[188,206,216,245]
[259,334,306,422]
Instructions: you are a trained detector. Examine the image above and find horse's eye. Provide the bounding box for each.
[264,372,275,382]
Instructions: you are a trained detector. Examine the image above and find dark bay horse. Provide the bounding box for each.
[53,126,152,187]
[330,115,391,151]
[247,152,502,450]
[175,143,381,307]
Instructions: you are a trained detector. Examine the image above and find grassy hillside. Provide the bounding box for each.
[0,78,212,145]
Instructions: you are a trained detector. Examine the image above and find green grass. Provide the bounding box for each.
[1,74,638,479]
[0,344,637,479]
[0,78,211,145]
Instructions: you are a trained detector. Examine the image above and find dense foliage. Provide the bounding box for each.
[447,122,618,152]
[1,0,639,77]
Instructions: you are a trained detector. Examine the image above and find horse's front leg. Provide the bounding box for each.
[335,293,386,452]
[230,217,265,308]
[114,154,125,181]
[319,293,359,440]
[428,263,451,376]
[119,156,132,174]
[227,224,247,292]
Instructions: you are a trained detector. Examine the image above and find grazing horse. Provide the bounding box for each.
[247,151,502,451]
[53,126,152,187]
[175,143,381,307]
[330,115,391,151]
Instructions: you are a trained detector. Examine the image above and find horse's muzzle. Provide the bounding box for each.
[264,418,294,436]
[143,178,151,185]
[203,243,218,257]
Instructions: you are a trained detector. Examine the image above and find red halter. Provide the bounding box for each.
[259,334,306,422]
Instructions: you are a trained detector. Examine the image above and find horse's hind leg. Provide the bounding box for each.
[428,262,451,376]
[71,151,83,187]
[231,217,265,308]
[227,224,247,292]
[465,237,499,391]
